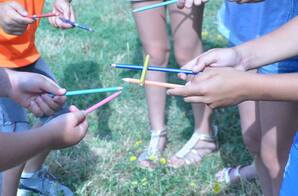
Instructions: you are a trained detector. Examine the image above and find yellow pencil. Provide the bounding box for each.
[140,55,150,86]
[123,78,184,89]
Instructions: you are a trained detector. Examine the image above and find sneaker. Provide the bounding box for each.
[17,166,74,196]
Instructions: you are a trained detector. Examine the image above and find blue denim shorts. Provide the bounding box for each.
[280,132,298,196]
[0,58,68,133]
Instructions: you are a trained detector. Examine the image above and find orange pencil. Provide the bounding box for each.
[123,78,184,89]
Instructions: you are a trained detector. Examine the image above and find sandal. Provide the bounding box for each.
[168,126,218,169]
[138,128,167,169]
[216,162,257,184]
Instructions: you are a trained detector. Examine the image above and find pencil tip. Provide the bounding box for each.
[111,64,116,68]
[122,78,129,82]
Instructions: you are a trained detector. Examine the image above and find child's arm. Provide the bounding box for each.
[168,67,298,108]
[181,16,298,74]
[0,105,88,171]
[0,1,34,35]
[0,68,66,117]
[48,0,75,29]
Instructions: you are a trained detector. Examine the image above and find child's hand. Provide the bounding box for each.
[49,0,75,29]
[6,70,66,117]
[0,1,34,35]
[178,48,245,80]
[168,68,250,108]
[177,0,208,9]
[44,106,88,149]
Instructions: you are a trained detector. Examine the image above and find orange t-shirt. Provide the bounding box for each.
[0,0,45,68]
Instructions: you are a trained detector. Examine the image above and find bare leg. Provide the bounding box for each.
[132,1,170,168]
[239,100,272,196]
[2,123,49,195]
[167,5,215,167]
[259,101,298,195]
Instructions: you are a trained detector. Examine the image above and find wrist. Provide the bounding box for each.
[232,46,251,71]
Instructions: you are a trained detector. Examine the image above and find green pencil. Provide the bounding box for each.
[65,87,123,96]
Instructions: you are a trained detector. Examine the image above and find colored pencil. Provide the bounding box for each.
[59,17,94,32]
[133,0,177,13]
[111,64,195,75]
[140,55,150,86]
[123,78,184,89]
[85,91,122,114]
[65,87,123,96]
[28,13,57,19]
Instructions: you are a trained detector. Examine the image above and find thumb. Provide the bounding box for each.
[70,109,86,126]
[192,50,217,73]
[41,77,66,96]
[10,1,28,16]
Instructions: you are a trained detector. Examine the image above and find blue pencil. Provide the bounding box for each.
[133,0,177,13]
[59,17,94,32]
[111,63,196,75]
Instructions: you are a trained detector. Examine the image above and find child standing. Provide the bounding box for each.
[131,1,215,169]
[0,0,76,195]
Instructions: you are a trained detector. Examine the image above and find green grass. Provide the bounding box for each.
[36,0,261,195]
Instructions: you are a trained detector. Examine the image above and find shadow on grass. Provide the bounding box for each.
[62,61,113,140]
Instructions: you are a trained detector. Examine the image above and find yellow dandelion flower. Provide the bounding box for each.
[190,181,196,188]
[130,155,137,161]
[159,158,167,165]
[213,182,221,194]
[148,155,157,161]
[133,140,143,148]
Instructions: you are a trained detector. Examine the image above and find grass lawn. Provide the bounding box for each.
[36,0,262,195]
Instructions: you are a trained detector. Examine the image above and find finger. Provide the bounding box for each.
[53,96,66,107]
[40,77,66,96]
[183,56,200,72]
[74,119,88,141]
[36,96,55,116]
[10,2,28,16]
[178,73,187,80]
[41,94,61,111]
[185,0,194,8]
[194,0,202,6]
[28,100,43,117]
[69,6,75,22]
[69,105,79,112]
[192,51,218,73]
[184,96,207,103]
[177,0,186,9]
[71,110,86,125]
[167,86,195,97]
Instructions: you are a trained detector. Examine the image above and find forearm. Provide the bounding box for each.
[0,127,52,171]
[0,68,11,97]
[243,73,298,101]
[235,17,298,70]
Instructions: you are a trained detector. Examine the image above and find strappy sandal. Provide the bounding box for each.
[216,162,257,184]
[168,126,218,169]
[138,128,167,169]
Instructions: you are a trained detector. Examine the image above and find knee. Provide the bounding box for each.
[143,45,169,66]
[174,41,202,66]
[261,151,281,179]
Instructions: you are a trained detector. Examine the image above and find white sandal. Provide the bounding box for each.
[168,126,218,168]
[138,128,167,168]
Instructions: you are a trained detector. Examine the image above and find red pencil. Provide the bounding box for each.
[28,13,57,19]
[85,91,122,114]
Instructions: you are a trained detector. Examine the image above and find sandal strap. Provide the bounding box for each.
[138,128,167,162]
[176,131,217,158]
